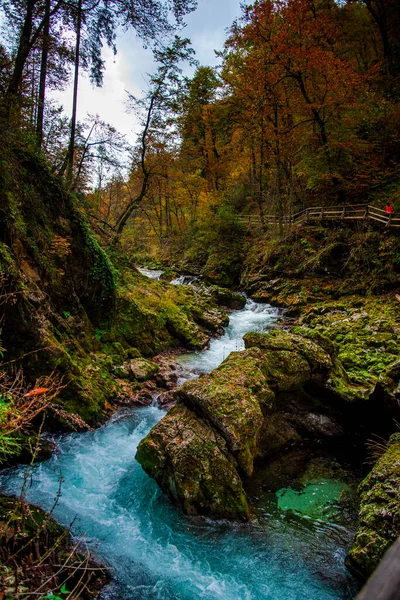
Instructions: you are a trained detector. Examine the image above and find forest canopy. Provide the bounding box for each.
[88,0,400,260]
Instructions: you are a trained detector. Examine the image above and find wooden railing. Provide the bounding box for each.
[237,204,400,228]
[355,538,400,600]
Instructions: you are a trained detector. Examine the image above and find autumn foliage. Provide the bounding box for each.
[88,0,400,261]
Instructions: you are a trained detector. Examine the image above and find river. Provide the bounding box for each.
[0,298,359,600]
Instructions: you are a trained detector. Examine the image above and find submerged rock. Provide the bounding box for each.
[346,433,400,580]
[276,479,350,520]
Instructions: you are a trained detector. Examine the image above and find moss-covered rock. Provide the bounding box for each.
[189,306,229,333]
[177,349,274,476]
[288,296,400,407]
[136,404,249,519]
[346,433,400,580]
[241,225,400,305]
[129,358,159,381]
[137,329,351,519]
[206,286,246,310]
[0,132,121,424]
[106,272,228,356]
[0,133,229,425]
[202,240,244,287]
[244,330,333,390]
[256,412,302,457]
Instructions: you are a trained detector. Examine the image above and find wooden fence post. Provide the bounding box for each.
[356,538,400,600]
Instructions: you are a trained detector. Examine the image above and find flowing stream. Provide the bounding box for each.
[0,299,359,600]
[137,268,164,280]
[176,298,279,374]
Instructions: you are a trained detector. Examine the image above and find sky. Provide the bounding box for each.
[52,0,248,145]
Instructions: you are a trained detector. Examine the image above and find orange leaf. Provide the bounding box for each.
[24,387,50,398]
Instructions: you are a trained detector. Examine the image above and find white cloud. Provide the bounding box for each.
[52,42,147,145]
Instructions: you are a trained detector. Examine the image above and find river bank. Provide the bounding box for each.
[0,494,110,599]
[0,271,246,598]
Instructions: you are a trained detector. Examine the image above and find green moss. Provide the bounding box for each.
[104,272,227,356]
[243,330,333,389]
[346,435,400,580]
[0,138,230,425]
[177,349,273,476]
[289,297,400,399]
[129,358,159,381]
[71,207,118,304]
[207,286,246,309]
[242,226,400,305]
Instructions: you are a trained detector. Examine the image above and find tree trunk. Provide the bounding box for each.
[36,0,50,146]
[4,0,61,116]
[4,0,36,115]
[363,0,393,78]
[272,104,283,218]
[30,57,36,125]
[66,0,82,185]
[258,117,266,225]
[112,95,156,239]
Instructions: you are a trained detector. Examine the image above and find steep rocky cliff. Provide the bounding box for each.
[0,131,228,429]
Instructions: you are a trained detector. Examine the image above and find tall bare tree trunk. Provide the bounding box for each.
[112,94,156,239]
[66,0,82,185]
[36,0,50,146]
[4,0,36,116]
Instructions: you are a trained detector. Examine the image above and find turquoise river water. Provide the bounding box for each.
[0,299,359,599]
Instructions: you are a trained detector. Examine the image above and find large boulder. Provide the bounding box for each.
[207,286,246,310]
[243,330,333,386]
[136,404,249,520]
[177,349,274,476]
[128,358,159,381]
[136,330,349,519]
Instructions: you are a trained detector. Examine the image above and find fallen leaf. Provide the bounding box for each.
[24,387,50,398]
